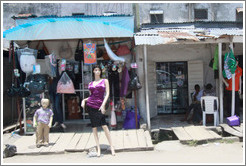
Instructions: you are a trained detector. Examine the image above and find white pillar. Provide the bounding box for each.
[230,42,235,116]
[218,43,223,123]
[144,45,151,130]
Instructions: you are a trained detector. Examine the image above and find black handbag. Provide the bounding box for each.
[74,39,84,61]
[36,41,49,59]
[18,84,31,97]
[27,74,47,94]
[7,85,19,97]
[128,72,142,90]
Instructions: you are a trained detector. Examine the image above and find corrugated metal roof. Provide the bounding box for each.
[134,27,243,45]
[4,16,134,40]
[141,21,243,29]
[158,31,199,41]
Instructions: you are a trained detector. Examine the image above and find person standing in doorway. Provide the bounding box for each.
[223,58,242,117]
[81,65,115,157]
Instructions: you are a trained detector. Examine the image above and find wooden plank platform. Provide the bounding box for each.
[232,123,243,133]
[172,126,222,144]
[220,123,243,138]
[13,129,153,155]
[171,127,192,143]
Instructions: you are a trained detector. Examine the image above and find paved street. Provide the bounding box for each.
[2,139,244,164]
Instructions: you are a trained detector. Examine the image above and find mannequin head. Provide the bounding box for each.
[92,65,102,80]
[41,98,50,109]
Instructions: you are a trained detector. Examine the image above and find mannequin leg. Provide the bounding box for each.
[102,125,115,156]
[92,127,100,157]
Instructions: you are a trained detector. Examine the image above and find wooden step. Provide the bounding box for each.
[172,126,222,143]
[220,123,243,138]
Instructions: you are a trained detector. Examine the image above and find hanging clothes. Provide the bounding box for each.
[108,67,120,104]
[120,66,130,97]
[223,49,237,79]
[213,45,218,70]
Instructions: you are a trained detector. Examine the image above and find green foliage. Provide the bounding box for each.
[187,140,198,146]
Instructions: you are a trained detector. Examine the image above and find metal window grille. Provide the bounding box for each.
[150,14,163,23]
[194,9,208,19]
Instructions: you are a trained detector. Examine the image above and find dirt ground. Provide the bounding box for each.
[2,138,244,164]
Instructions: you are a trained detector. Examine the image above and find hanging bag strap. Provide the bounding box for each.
[42,41,49,55]
[36,40,50,55]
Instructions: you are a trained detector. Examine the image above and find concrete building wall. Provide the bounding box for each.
[138,3,243,24]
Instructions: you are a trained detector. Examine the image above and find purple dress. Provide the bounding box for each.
[86,79,107,127]
[87,79,105,109]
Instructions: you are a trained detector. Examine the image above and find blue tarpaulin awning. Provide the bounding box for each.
[3,15,134,41]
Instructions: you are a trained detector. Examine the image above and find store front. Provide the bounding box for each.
[134,22,243,129]
[3,15,135,134]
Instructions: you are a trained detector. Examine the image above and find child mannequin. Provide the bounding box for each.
[33,98,53,148]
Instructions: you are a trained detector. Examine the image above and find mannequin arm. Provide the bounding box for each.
[48,116,53,128]
[99,79,110,113]
[101,79,110,107]
[222,77,229,87]
[33,116,37,128]
[81,97,89,108]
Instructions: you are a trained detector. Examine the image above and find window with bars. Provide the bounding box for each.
[150,14,163,23]
[194,9,208,20]
[150,10,164,24]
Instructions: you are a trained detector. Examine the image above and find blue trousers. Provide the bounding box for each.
[50,93,63,124]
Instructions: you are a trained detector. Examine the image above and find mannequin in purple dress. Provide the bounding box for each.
[81,65,115,157]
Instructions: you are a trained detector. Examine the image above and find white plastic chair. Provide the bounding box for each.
[201,96,219,126]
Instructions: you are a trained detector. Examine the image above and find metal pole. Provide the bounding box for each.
[144,45,151,130]
[230,42,235,116]
[218,43,223,123]
[23,98,26,134]
[62,94,65,122]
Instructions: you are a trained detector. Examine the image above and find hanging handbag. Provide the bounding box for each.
[74,39,84,61]
[7,85,19,97]
[27,74,47,94]
[102,44,117,60]
[7,77,31,97]
[116,44,131,56]
[36,41,49,59]
[128,72,142,90]
[18,84,31,97]
[96,48,104,58]
[57,72,76,94]
[59,41,73,59]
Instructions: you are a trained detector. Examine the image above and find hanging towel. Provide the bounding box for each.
[213,45,218,70]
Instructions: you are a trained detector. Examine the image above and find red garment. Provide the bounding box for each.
[226,66,242,91]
